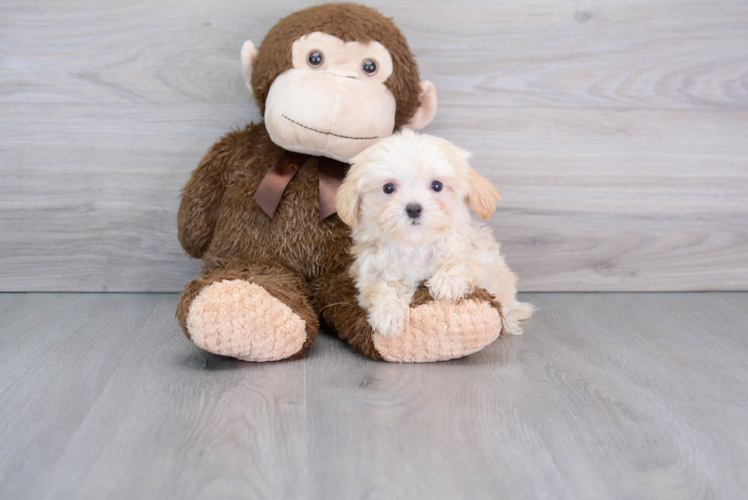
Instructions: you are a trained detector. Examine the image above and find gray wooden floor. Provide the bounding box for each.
[1,292,746,500]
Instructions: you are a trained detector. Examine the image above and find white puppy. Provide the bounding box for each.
[335,129,533,338]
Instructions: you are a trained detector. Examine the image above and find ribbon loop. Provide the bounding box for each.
[253,152,308,218]
[253,151,349,221]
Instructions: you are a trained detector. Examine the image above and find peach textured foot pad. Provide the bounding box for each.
[372,300,503,362]
[186,279,307,362]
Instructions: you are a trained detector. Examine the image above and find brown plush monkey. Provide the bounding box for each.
[176,3,504,362]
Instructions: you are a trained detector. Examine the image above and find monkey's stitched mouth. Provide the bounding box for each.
[281,114,379,141]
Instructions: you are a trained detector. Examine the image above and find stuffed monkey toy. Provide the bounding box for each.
[176,3,504,362]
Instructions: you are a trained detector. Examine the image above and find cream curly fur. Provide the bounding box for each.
[336,129,533,337]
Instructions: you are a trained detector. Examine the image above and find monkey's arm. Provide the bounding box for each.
[178,124,260,258]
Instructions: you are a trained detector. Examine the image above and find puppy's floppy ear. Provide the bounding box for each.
[335,166,362,228]
[442,139,502,220]
[468,168,502,219]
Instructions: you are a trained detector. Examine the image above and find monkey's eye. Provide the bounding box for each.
[362,59,378,76]
[307,51,324,68]
[431,181,443,192]
[383,183,396,194]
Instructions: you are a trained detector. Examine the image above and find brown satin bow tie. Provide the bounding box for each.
[253,151,349,220]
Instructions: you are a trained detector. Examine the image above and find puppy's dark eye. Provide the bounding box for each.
[362,59,377,76]
[431,181,443,192]
[307,51,324,68]
[383,183,396,194]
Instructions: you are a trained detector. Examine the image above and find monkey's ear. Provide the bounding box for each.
[444,141,502,219]
[241,40,258,94]
[406,81,437,130]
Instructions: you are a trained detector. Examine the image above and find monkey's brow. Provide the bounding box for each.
[281,114,380,141]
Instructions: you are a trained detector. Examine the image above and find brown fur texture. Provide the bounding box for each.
[251,3,422,130]
[310,260,384,360]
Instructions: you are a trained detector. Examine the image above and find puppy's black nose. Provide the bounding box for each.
[405,204,422,219]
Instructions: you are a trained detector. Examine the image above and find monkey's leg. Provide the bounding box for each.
[177,260,318,362]
[312,267,504,362]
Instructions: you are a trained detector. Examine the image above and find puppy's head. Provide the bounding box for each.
[336,129,501,246]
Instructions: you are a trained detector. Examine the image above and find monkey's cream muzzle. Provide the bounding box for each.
[263,32,397,162]
[264,68,397,162]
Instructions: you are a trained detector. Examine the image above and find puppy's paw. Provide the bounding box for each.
[427,270,473,302]
[368,301,410,338]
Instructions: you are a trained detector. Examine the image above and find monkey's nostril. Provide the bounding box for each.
[405,204,422,219]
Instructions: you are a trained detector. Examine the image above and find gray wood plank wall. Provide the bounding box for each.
[1,0,747,292]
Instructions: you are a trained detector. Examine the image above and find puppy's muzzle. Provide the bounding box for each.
[405,204,422,220]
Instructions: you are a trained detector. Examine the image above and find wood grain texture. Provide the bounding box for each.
[1,292,747,499]
[2,0,746,109]
[1,0,747,291]
[1,103,745,291]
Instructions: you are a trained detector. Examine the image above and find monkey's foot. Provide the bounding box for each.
[372,294,503,363]
[186,279,307,362]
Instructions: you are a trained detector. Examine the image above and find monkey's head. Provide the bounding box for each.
[241,3,437,163]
